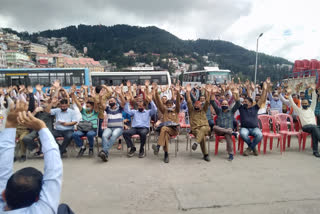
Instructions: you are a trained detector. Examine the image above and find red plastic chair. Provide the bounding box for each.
[213,115,236,155]
[275,114,302,151]
[296,116,313,151]
[258,115,283,154]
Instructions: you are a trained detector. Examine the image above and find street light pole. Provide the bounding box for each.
[254,33,263,85]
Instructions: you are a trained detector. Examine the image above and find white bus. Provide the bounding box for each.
[183,66,231,87]
[90,71,171,87]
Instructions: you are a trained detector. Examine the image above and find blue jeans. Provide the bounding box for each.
[240,127,263,150]
[72,130,97,148]
[102,128,123,154]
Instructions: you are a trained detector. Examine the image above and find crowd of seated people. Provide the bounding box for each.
[0,76,320,167]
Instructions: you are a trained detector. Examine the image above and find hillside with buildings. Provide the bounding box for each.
[0,25,293,81]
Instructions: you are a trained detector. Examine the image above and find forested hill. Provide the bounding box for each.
[15,24,292,81]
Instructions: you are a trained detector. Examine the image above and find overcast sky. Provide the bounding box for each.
[0,0,319,62]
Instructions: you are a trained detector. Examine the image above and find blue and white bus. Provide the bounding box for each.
[0,68,90,89]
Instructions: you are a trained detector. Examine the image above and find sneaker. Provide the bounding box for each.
[77,147,86,158]
[203,154,210,162]
[152,144,160,156]
[313,151,320,158]
[253,148,259,156]
[98,150,108,162]
[243,147,252,156]
[192,143,198,151]
[228,154,234,161]
[164,153,169,163]
[127,147,136,157]
[19,155,26,162]
[89,148,94,157]
[139,148,145,158]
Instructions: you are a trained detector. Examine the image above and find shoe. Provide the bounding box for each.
[232,132,238,139]
[253,148,259,156]
[313,151,320,158]
[117,144,122,150]
[139,148,145,158]
[33,151,44,158]
[89,148,94,157]
[164,153,169,163]
[77,147,86,158]
[19,155,26,162]
[228,154,234,161]
[127,147,136,157]
[243,147,252,156]
[203,154,210,162]
[14,157,17,162]
[152,144,159,156]
[192,143,198,151]
[98,150,108,162]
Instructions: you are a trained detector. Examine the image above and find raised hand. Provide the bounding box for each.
[18,111,46,131]
[262,82,268,90]
[310,83,316,91]
[186,84,191,93]
[114,86,122,95]
[266,77,271,85]
[6,101,28,128]
[286,88,292,95]
[52,80,61,89]
[27,86,34,94]
[126,80,131,87]
[145,80,150,87]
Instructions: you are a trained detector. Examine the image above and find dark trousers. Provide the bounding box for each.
[316,115,320,126]
[302,125,320,152]
[22,130,39,151]
[123,127,149,150]
[52,130,74,153]
[58,204,75,214]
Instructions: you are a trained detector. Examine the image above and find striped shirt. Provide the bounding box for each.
[81,109,99,129]
[106,106,123,128]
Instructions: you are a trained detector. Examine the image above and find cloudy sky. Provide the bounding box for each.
[0,0,319,61]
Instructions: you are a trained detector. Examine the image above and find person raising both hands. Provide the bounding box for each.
[0,101,74,213]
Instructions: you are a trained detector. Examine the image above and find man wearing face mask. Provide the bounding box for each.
[152,83,180,163]
[71,90,99,158]
[47,98,78,156]
[268,91,283,113]
[186,84,211,161]
[211,87,241,161]
[287,84,320,157]
[240,80,268,156]
[98,91,125,162]
[123,96,157,158]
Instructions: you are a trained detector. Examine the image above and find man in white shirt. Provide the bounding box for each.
[287,85,320,158]
[46,98,78,156]
[0,101,73,213]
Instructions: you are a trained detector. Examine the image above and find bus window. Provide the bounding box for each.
[29,73,39,86]
[39,73,50,86]
[57,73,65,86]
[65,73,72,86]
[124,76,138,84]
[0,74,5,86]
[160,75,168,84]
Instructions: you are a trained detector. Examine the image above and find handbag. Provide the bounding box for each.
[77,121,93,132]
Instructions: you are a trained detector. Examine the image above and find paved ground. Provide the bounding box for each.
[14,135,320,214]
